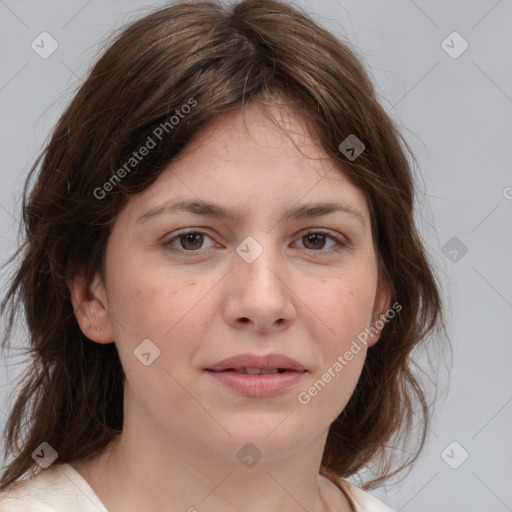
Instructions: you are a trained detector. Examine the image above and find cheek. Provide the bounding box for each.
[104,253,220,372]
[296,279,371,419]
[300,271,376,352]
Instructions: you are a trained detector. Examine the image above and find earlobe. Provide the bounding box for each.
[67,271,115,344]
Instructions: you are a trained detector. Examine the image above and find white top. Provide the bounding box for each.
[0,463,394,511]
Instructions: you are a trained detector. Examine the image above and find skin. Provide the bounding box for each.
[69,102,390,512]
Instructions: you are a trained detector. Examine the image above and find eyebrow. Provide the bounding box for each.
[137,199,365,226]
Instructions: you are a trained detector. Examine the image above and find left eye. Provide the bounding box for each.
[163,230,347,254]
[295,232,340,251]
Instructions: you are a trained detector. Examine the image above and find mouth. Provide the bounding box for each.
[204,366,307,397]
[205,353,307,373]
[204,353,307,396]
[205,367,299,375]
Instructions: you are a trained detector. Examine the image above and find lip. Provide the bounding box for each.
[205,370,306,397]
[205,353,307,372]
[204,353,307,398]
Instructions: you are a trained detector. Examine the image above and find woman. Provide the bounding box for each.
[0,1,445,510]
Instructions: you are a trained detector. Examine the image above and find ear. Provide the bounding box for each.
[67,271,115,344]
[366,275,392,348]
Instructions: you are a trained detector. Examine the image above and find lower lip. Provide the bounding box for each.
[205,370,306,397]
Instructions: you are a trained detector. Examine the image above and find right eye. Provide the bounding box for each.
[163,230,217,253]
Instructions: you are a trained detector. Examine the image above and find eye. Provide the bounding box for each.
[162,229,350,257]
[294,231,349,254]
[164,230,216,252]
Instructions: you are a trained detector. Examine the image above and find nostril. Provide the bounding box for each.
[240,317,250,324]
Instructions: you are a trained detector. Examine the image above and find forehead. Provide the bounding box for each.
[178,101,329,171]
[121,102,371,226]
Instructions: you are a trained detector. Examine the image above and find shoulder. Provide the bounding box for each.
[337,478,395,512]
[0,463,108,512]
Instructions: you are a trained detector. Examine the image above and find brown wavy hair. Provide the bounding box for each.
[0,0,446,493]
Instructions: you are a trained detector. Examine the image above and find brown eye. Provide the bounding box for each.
[302,233,327,250]
[294,231,348,255]
[178,232,204,250]
[164,230,217,255]
[163,231,213,255]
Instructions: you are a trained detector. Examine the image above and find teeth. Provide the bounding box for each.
[236,368,280,375]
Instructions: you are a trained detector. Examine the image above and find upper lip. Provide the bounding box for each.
[205,353,307,372]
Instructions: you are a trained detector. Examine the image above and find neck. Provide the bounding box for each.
[71,426,352,512]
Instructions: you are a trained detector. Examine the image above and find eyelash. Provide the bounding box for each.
[162,229,350,257]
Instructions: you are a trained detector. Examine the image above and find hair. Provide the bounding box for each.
[0,0,446,494]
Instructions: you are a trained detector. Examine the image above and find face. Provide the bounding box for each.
[72,103,390,463]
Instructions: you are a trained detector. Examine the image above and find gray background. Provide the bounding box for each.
[1,0,511,510]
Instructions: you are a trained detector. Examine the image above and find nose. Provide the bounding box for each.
[223,241,297,333]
